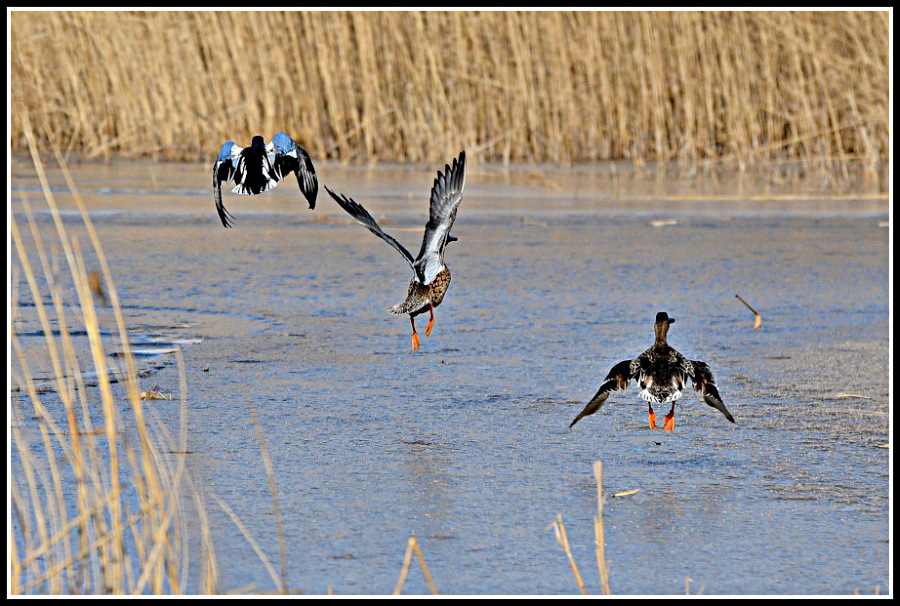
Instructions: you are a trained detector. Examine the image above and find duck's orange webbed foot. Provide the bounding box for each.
[663,409,675,433]
[410,317,420,352]
[648,404,659,430]
[425,304,435,337]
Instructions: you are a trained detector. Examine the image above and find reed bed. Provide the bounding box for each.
[9,120,219,594]
[10,11,888,188]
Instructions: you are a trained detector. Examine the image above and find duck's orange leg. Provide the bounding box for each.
[410,317,420,352]
[663,405,676,432]
[648,403,659,430]
[425,303,435,337]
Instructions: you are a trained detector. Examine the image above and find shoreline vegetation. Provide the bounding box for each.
[10,121,213,594]
[10,11,889,191]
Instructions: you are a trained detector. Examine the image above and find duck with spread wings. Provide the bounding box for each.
[325,151,467,352]
[212,133,318,228]
[569,312,735,432]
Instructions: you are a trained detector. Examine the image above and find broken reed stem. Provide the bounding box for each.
[735,294,762,329]
[393,535,438,595]
[551,515,588,595]
[249,409,289,595]
[593,461,611,595]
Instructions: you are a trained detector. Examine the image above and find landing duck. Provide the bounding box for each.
[325,151,466,352]
[569,312,735,431]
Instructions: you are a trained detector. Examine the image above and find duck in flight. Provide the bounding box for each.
[213,132,318,228]
[324,151,466,352]
[569,312,735,432]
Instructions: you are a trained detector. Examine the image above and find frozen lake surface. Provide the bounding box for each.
[10,158,890,595]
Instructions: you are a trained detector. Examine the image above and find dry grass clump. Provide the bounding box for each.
[9,11,889,187]
[9,119,219,594]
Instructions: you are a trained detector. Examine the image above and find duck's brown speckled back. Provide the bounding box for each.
[388,266,451,317]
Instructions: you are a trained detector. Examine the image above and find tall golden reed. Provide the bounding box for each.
[9,118,218,594]
[10,11,888,185]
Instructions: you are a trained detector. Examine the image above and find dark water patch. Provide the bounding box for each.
[14,328,115,338]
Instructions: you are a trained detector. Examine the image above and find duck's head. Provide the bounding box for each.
[654,311,674,343]
[655,311,675,325]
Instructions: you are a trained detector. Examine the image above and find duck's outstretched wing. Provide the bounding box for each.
[325,185,415,269]
[269,132,318,209]
[213,141,237,228]
[688,360,735,424]
[412,151,466,286]
[569,359,637,428]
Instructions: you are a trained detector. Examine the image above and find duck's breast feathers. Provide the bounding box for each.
[324,186,416,269]
[413,151,466,286]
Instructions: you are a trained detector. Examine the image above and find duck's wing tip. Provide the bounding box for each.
[413,150,468,285]
[271,137,318,208]
[690,360,735,423]
[294,147,318,209]
[569,359,636,428]
[213,162,236,228]
[325,186,416,268]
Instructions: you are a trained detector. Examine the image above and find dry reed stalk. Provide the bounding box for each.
[393,535,438,595]
[249,408,290,594]
[10,115,218,594]
[734,294,762,329]
[9,11,888,188]
[685,577,705,594]
[549,515,589,595]
[593,461,611,595]
[549,461,612,595]
[207,493,283,590]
